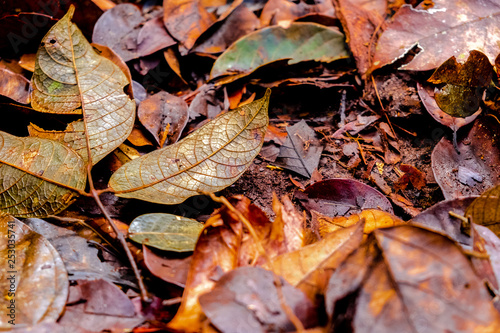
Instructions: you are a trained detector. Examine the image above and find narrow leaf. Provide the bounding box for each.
[109,89,271,205]
[128,213,203,252]
[0,131,86,217]
[30,6,135,165]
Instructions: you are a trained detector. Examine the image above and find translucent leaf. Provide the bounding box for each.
[30,6,135,165]
[109,89,271,205]
[0,131,86,217]
[128,213,203,252]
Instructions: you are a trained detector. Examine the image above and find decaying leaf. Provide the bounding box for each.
[273,120,323,178]
[109,89,270,205]
[260,0,335,27]
[372,0,500,71]
[326,225,500,332]
[0,68,31,104]
[0,214,68,329]
[199,267,318,332]
[394,164,426,191]
[432,117,500,200]
[471,224,500,292]
[0,131,86,217]
[466,184,500,238]
[210,22,349,81]
[272,194,305,252]
[427,50,493,118]
[128,213,203,252]
[30,6,135,165]
[143,245,191,287]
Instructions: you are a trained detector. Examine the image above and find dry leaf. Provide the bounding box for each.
[466,184,500,238]
[109,89,270,205]
[0,68,31,104]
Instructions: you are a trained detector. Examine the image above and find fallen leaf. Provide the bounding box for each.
[80,279,136,316]
[164,47,188,84]
[273,120,324,178]
[296,179,394,218]
[333,0,386,77]
[109,89,270,205]
[0,131,86,217]
[19,53,36,72]
[0,214,68,329]
[260,0,335,27]
[128,213,203,252]
[431,117,500,199]
[332,114,380,139]
[163,0,216,52]
[427,50,493,118]
[326,225,500,332]
[137,91,189,147]
[143,245,191,287]
[411,197,475,247]
[372,0,500,71]
[0,68,31,104]
[272,194,305,252]
[188,84,223,119]
[394,164,426,191]
[471,224,500,292]
[31,6,136,165]
[199,267,318,332]
[210,22,349,81]
[14,323,91,333]
[466,184,500,238]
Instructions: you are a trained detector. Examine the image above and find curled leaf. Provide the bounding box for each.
[0,131,86,217]
[30,6,135,165]
[109,89,271,205]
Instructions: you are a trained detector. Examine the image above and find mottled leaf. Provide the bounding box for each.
[109,89,270,205]
[210,22,348,80]
[372,0,500,71]
[0,215,68,329]
[31,6,135,165]
[128,213,203,252]
[0,131,86,217]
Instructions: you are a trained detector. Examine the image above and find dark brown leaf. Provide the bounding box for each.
[143,245,191,287]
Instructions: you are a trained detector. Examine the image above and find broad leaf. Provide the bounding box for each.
[0,131,86,217]
[109,89,271,205]
[30,6,135,165]
[210,22,349,80]
[128,213,203,252]
[466,185,500,237]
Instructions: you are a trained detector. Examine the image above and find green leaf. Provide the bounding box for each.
[128,213,203,252]
[210,22,348,80]
[0,214,68,328]
[109,89,271,205]
[0,131,86,217]
[30,5,135,165]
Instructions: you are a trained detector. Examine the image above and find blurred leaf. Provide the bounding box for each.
[109,89,270,205]
[128,213,203,252]
[466,184,500,238]
[427,50,493,118]
[199,267,318,332]
[326,225,500,332]
[260,0,334,27]
[210,22,348,81]
[372,0,500,71]
[0,68,31,104]
[30,6,135,165]
[143,245,191,287]
[271,194,305,252]
[432,117,500,200]
[0,214,68,329]
[0,131,86,217]
[471,224,500,292]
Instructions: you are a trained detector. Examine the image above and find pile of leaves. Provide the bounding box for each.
[2,0,500,332]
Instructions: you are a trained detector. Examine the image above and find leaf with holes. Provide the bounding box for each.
[30,6,135,165]
[109,89,270,205]
[0,131,86,217]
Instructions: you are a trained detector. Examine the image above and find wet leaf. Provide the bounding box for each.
[137,91,189,147]
[372,0,500,71]
[326,225,500,332]
[266,221,364,300]
[273,120,323,178]
[143,245,191,287]
[427,50,493,118]
[411,197,476,247]
[31,6,135,165]
[199,267,318,332]
[431,117,500,199]
[471,224,500,292]
[0,68,31,104]
[0,131,86,217]
[128,213,203,252]
[109,89,270,205]
[0,215,68,329]
[296,178,394,218]
[210,22,349,80]
[466,184,500,238]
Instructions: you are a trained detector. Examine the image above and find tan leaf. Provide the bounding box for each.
[109,89,270,205]
[30,6,135,165]
[466,184,500,237]
[0,131,86,217]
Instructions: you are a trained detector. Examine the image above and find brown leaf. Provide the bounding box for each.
[138,91,189,147]
[432,117,500,199]
[394,164,426,191]
[471,224,500,292]
[0,68,31,104]
[199,267,318,332]
[143,245,192,287]
[260,0,335,27]
[326,225,500,332]
[272,194,305,252]
[466,184,500,238]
